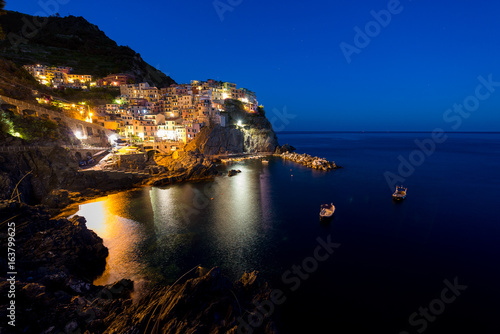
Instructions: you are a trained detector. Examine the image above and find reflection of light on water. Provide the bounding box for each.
[77,201,107,236]
[150,187,185,231]
[70,163,274,289]
[230,166,253,224]
[210,164,264,274]
[259,168,272,230]
[74,198,145,286]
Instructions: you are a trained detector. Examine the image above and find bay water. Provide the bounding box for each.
[74,132,500,333]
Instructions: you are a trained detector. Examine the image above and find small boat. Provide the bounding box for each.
[392,186,407,200]
[320,203,335,219]
[262,160,269,164]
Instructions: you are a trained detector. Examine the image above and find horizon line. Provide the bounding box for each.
[278,131,500,134]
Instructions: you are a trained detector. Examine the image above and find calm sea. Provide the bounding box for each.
[74,132,500,333]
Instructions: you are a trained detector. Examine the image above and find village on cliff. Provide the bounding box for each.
[23,64,260,154]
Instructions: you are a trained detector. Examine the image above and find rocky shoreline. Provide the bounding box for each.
[0,138,283,333]
[0,126,340,333]
[0,201,278,333]
[278,151,340,171]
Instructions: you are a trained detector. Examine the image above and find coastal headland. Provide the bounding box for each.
[0,107,340,333]
[0,11,340,333]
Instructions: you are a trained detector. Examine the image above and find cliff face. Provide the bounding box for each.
[0,134,146,208]
[192,125,278,156]
[242,126,279,153]
[0,135,78,204]
[194,126,244,155]
[190,100,279,156]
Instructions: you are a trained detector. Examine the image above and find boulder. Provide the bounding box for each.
[275,143,296,154]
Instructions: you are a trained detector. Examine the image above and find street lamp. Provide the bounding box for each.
[80,101,91,114]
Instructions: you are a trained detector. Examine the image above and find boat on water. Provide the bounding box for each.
[262,160,269,164]
[320,203,335,219]
[392,186,407,200]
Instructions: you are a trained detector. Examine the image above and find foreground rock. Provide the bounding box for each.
[104,267,278,334]
[279,152,339,171]
[0,201,123,333]
[149,149,219,186]
[0,202,279,333]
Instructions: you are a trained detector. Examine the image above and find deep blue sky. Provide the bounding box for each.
[6,0,500,131]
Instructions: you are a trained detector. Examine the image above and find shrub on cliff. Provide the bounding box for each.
[15,116,58,140]
[0,11,176,87]
[0,109,13,134]
[0,109,77,143]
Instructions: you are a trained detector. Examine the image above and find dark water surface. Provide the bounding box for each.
[74,132,500,333]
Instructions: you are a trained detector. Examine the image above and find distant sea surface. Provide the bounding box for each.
[74,132,500,333]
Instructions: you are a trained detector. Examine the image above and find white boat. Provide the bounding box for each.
[392,186,407,200]
[320,203,335,219]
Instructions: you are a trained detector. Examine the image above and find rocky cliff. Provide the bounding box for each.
[0,202,113,333]
[190,99,279,156]
[0,136,78,204]
[0,133,146,209]
[192,125,278,156]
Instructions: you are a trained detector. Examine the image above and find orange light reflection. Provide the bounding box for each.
[74,198,144,286]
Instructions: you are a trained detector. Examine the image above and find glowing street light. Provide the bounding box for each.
[75,131,83,140]
[108,134,118,145]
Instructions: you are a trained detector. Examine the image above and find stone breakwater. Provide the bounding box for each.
[278,152,339,171]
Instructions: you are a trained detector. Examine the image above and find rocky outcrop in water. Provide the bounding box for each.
[275,144,296,154]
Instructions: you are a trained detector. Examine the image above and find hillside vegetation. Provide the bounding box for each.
[0,11,175,88]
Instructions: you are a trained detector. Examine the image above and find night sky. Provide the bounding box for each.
[6,0,500,131]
